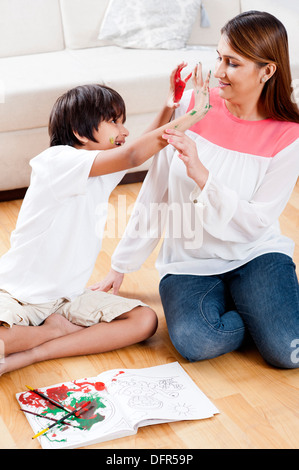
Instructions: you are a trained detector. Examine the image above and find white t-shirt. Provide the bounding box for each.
[0,145,125,303]
[111,88,299,278]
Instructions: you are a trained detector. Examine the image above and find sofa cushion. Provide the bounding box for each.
[187,0,241,46]
[60,0,228,51]
[60,0,112,49]
[98,0,202,49]
[0,0,64,58]
[0,46,219,134]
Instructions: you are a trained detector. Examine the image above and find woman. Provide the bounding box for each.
[93,11,299,368]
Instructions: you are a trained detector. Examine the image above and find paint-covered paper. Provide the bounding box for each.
[16,362,219,449]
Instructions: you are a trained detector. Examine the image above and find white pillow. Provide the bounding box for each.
[98,0,203,49]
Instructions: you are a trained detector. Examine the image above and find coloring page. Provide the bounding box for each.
[16,362,218,448]
[105,362,218,427]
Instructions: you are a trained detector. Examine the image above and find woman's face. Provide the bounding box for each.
[214,34,265,106]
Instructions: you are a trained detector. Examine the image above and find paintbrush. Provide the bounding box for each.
[32,401,91,439]
[25,385,72,412]
[20,408,81,428]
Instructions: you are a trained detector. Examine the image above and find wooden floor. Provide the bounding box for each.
[0,179,298,450]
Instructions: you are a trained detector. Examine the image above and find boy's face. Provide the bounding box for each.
[77,117,129,151]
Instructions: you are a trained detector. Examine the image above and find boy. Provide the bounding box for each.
[0,63,210,375]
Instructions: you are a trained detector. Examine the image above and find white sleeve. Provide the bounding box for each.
[44,147,98,200]
[111,90,193,273]
[190,139,299,243]
[111,145,175,272]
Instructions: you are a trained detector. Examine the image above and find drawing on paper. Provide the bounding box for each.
[109,372,190,412]
[16,362,219,449]
[18,378,115,444]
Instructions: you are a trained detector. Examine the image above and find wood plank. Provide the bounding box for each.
[0,181,298,449]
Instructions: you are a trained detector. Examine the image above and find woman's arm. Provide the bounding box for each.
[164,130,299,246]
[89,65,211,177]
[89,143,174,293]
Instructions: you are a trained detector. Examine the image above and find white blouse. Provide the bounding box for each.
[111,88,299,278]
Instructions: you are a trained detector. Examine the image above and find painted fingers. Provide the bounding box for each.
[193,66,211,114]
[173,62,192,103]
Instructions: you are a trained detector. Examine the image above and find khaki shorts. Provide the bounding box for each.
[0,289,148,328]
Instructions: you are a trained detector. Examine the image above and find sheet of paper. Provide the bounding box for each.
[17,378,134,449]
[104,362,219,429]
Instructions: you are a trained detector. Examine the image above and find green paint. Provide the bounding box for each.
[109,137,115,144]
[190,110,197,115]
[43,392,107,443]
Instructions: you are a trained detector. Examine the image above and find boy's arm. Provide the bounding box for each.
[89,65,210,177]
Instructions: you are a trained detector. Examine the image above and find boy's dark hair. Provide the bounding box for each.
[48,84,126,147]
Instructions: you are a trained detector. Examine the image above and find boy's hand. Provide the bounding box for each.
[88,268,124,295]
[192,63,211,113]
[167,62,192,108]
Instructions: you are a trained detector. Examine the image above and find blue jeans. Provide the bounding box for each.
[159,253,299,368]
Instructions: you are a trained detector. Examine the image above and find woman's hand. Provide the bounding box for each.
[162,129,209,190]
[88,268,124,295]
[166,62,192,109]
[192,63,211,113]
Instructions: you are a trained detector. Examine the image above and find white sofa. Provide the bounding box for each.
[0,0,298,198]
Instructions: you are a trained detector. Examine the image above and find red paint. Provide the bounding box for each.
[73,380,106,392]
[19,380,106,412]
[111,370,125,382]
[18,392,45,409]
[74,400,91,416]
[46,384,70,402]
[174,65,192,103]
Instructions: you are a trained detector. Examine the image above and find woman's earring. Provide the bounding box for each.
[261,76,267,83]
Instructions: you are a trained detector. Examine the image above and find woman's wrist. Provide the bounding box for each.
[194,167,209,190]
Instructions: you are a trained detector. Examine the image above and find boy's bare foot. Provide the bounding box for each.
[0,348,37,377]
[43,313,84,337]
[0,313,85,358]
[0,315,85,377]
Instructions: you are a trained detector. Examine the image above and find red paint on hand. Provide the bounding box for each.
[174,66,192,103]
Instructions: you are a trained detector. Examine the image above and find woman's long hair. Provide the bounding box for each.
[221,10,299,123]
